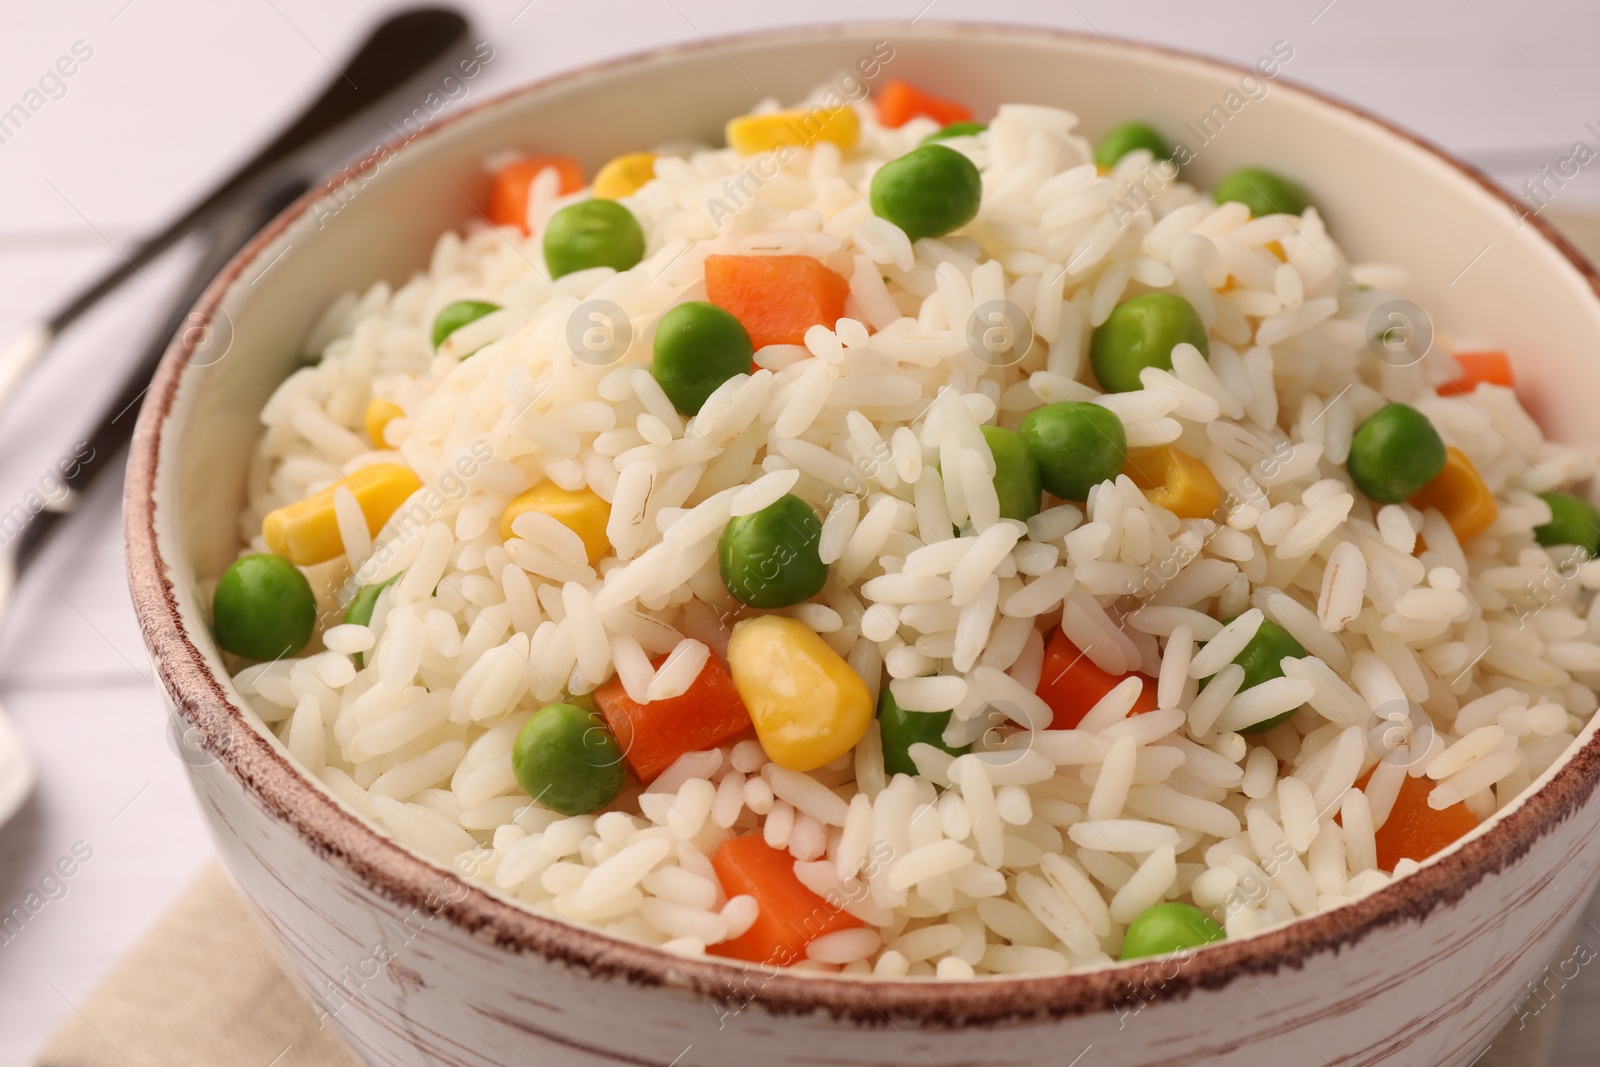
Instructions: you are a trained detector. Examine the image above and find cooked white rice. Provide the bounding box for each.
[225,83,1600,978]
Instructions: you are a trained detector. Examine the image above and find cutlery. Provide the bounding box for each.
[0,7,469,417]
[0,5,472,830]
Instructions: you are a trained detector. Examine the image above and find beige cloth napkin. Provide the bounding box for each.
[36,863,363,1067]
[35,862,1564,1067]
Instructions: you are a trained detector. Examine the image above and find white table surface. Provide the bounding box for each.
[4,1,1600,1063]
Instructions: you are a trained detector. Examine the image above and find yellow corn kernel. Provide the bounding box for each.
[1265,240,1287,262]
[1125,445,1222,520]
[1409,446,1498,545]
[726,616,872,772]
[364,397,403,446]
[500,483,611,565]
[726,105,860,156]
[592,151,657,200]
[263,463,423,566]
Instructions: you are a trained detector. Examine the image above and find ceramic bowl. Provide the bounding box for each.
[125,22,1600,1067]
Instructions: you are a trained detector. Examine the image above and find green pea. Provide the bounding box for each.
[719,493,828,608]
[1347,403,1447,504]
[543,199,646,279]
[651,300,753,416]
[1535,492,1600,558]
[1094,121,1171,169]
[1119,902,1225,961]
[1232,619,1306,692]
[342,573,398,629]
[212,554,316,662]
[431,300,500,348]
[1213,167,1312,218]
[1018,402,1127,502]
[981,425,1043,522]
[512,702,627,816]
[1089,292,1209,394]
[921,121,987,144]
[342,572,400,667]
[1202,617,1307,734]
[869,143,983,242]
[878,686,969,777]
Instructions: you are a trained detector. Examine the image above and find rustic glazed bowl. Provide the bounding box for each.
[126,22,1600,1067]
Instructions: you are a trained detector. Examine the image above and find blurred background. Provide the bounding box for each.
[2,0,1599,1062]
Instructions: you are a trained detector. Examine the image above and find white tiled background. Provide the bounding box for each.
[3,1,1600,1063]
